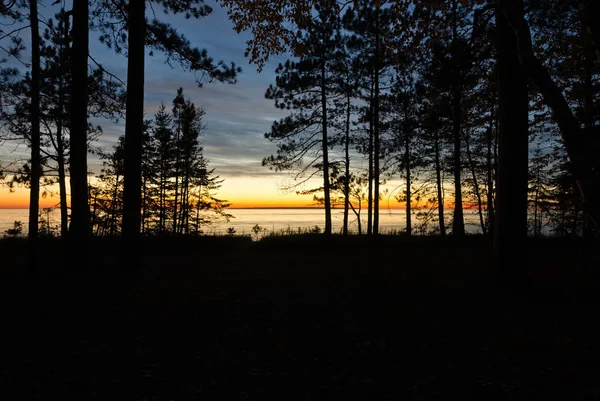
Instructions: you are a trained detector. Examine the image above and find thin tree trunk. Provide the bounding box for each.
[451,89,465,236]
[178,173,185,234]
[466,129,486,235]
[486,100,495,236]
[122,0,146,247]
[404,115,412,236]
[159,171,164,232]
[69,0,89,240]
[367,85,374,236]
[349,198,362,235]
[182,172,189,234]
[173,116,180,234]
[56,129,68,238]
[28,0,41,251]
[178,159,186,234]
[141,175,146,234]
[533,162,540,237]
[494,0,530,285]
[184,162,191,233]
[451,0,465,237]
[195,186,201,234]
[90,190,98,236]
[373,10,381,236]
[185,188,190,234]
[57,12,69,238]
[321,38,332,235]
[581,15,596,237]
[55,99,68,238]
[434,134,446,235]
[110,174,120,236]
[161,171,166,233]
[343,90,351,236]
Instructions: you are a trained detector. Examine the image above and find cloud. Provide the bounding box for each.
[1,0,300,204]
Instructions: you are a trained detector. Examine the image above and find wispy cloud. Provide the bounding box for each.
[1,0,302,205]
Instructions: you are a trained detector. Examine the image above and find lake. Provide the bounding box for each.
[0,207,485,236]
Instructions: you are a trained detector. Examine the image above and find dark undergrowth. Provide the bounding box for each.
[0,234,599,400]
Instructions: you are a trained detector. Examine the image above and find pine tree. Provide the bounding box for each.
[263,2,344,235]
[342,0,395,235]
[151,103,176,233]
[89,0,242,246]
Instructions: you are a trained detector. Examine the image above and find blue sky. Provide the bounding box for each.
[1,0,408,209]
[1,0,332,207]
[87,0,291,179]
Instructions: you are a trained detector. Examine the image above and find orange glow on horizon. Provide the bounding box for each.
[1,180,481,210]
[1,188,411,209]
[0,187,58,209]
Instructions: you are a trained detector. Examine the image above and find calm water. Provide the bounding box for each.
[0,208,484,236]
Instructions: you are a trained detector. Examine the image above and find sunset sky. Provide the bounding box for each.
[0,0,406,210]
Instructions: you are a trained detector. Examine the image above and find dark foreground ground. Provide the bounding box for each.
[1,235,599,400]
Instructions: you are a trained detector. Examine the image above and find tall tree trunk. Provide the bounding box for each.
[343,90,351,236]
[27,0,41,270]
[159,171,164,232]
[349,200,362,235]
[403,100,412,236]
[178,172,186,234]
[141,175,146,234]
[494,0,530,285]
[466,129,486,235]
[173,117,180,233]
[57,11,69,238]
[195,186,202,234]
[162,170,167,233]
[178,158,187,234]
[90,190,98,236]
[122,0,146,247]
[451,87,465,236]
[56,122,68,238]
[69,0,89,241]
[185,162,191,233]
[405,131,411,236]
[434,134,446,235]
[533,161,540,237]
[321,41,332,235]
[581,15,597,237]
[500,0,599,233]
[486,100,495,235]
[110,174,120,236]
[182,170,190,234]
[451,0,465,237]
[373,10,381,236]
[367,84,374,236]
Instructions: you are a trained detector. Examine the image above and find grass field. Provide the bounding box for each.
[1,235,599,400]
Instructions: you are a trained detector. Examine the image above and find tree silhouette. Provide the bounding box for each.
[69,0,90,243]
[27,0,40,270]
[263,3,344,235]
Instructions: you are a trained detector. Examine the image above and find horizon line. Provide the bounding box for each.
[0,205,481,211]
